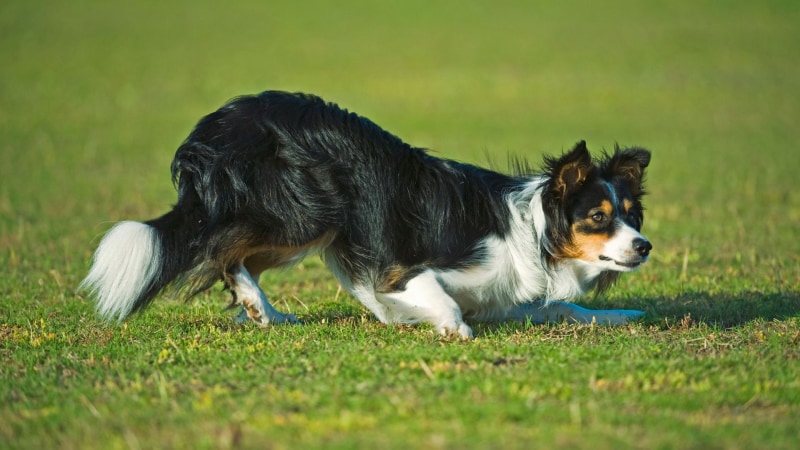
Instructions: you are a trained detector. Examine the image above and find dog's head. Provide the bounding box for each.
[541,141,651,273]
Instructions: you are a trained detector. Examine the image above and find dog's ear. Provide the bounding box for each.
[544,140,594,200]
[603,146,650,196]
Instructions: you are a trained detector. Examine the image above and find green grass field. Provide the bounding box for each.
[2,1,799,448]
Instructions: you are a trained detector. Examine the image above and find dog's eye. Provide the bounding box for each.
[591,212,607,223]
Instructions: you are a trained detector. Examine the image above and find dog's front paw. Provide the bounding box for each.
[602,309,644,325]
[437,321,474,340]
[626,310,645,320]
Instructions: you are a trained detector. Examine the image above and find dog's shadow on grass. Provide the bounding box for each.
[293,291,800,338]
[590,291,800,328]
[194,290,799,335]
[469,291,800,336]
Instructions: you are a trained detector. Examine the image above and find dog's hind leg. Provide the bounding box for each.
[226,262,299,326]
[505,300,643,326]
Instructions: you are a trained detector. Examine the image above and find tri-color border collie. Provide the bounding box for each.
[81,90,652,339]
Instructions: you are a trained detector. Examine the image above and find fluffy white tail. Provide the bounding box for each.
[80,221,163,321]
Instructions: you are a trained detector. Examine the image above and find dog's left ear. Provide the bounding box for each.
[603,146,650,196]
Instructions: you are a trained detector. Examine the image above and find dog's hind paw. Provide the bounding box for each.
[626,309,645,320]
[234,308,300,326]
[277,313,300,325]
[257,312,299,326]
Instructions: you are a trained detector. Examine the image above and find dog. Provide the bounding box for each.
[81,90,652,339]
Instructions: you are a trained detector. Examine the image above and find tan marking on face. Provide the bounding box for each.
[572,231,611,261]
[598,200,614,217]
[557,202,614,261]
[560,224,612,261]
[622,199,633,214]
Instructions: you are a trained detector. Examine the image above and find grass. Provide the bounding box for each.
[1,0,799,448]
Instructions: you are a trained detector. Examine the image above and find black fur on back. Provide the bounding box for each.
[169,91,527,292]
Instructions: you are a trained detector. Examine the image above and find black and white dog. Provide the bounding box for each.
[81,91,652,338]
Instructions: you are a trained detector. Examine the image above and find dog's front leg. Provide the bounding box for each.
[506,300,643,325]
[377,271,474,339]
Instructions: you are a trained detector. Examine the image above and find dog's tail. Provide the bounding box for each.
[80,200,205,322]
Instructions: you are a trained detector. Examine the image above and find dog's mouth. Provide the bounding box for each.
[599,255,643,268]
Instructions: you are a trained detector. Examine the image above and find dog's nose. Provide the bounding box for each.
[633,238,652,257]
